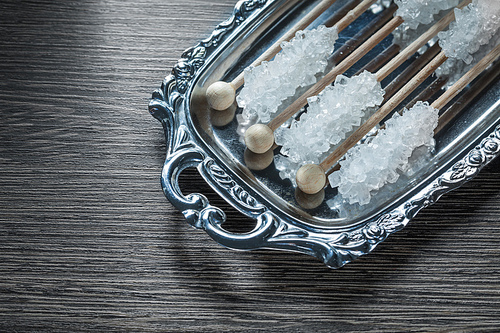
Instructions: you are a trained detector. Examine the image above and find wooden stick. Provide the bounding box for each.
[382,42,441,102]
[319,50,448,171]
[267,16,404,132]
[354,43,401,75]
[330,3,397,65]
[231,0,341,90]
[436,58,500,133]
[375,0,471,82]
[206,0,340,111]
[405,75,449,111]
[334,0,378,33]
[323,0,362,29]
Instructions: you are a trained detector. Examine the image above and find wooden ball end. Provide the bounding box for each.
[244,124,274,154]
[206,81,235,111]
[296,164,326,195]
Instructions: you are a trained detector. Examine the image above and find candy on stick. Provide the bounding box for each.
[329,101,439,205]
[205,0,341,111]
[237,0,378,126]
[391,0,461,54]
[274,71,385,185]
[439,0,500,64]
[244,0,471,154]
[436,0,500,85]
[237,25,338,124]
[205,0,366,111]
[297,43,500,200]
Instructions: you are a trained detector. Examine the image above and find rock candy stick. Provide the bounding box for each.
[329,101,439,206]
[245,0,471,154]
[235,0,377,124]
[297,44,500,196]
[437,0,500,86]
[328,43,500,205]
[205,0,362,111]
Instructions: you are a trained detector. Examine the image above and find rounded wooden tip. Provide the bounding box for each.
[296,164,326,195]
[206,81,235,111]
[244,124,274,154]
[244,148,274,171]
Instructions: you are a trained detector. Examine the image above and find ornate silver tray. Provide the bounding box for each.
[149,0,500,268]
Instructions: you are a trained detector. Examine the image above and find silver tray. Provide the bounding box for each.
[149,0,500,268]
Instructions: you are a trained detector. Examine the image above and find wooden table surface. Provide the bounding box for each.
[1,0,499,332]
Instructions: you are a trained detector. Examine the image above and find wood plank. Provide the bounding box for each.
[0,0,499,331]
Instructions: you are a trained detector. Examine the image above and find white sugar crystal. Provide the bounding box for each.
[274,71,385,184]
[438,0,500,64]
[236,25,338,124]
[436,28,500,86]
[395,0,459,30]
[328,101,439,206]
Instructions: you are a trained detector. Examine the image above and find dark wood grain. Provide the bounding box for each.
[0,1,499,332]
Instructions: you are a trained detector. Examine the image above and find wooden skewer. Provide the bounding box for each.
[206,0,378,111]
[205,0,348,111]
[323,0,363,29]
[436,58,500,133]
[381,42,442,102]
[330,3,398,65]
[246,0,472,154]
[296,43,500,195]
[266,38,401,154]
[245,15,404,153]
[354,43,401,76]
[405,75,449,111]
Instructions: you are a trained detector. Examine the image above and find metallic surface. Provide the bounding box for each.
[149,0,500,268]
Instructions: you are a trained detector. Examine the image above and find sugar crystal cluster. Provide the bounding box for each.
[395,0,459,29]
[436,0,500,85]
[237,25,338,124]
[274,71,384,184]
[436,29,500,86]
[328,102,439,206]
[438,0,500,64]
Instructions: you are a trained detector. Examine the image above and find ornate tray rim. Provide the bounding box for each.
[149,0,500,268]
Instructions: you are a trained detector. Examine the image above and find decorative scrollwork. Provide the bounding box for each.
[171,0,269,94]
[201,159,266,213]
[445,126,500,185]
